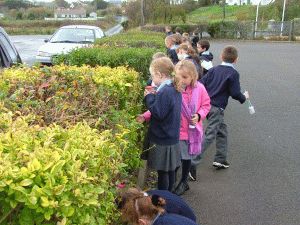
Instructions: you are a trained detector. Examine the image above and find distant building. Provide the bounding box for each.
[107,0,123,6]
[226,0,271,5]
[54,7,86,18]
[89,12,97,18]
[0,13,4,19]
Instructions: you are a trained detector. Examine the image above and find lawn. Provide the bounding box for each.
[187,5,257,23]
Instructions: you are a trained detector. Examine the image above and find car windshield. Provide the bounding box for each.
[50,28,95,43]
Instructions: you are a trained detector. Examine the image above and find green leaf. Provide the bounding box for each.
[20,179,33,187]
[50,160,65,175]
[62,206,75,217]
[19,208,35,225]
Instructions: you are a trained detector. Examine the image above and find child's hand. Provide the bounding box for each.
[144,89,151,97]
[244,91,250,99]
[190,114,199,125]
[136,115,145,123]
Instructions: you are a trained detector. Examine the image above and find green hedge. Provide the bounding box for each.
[96,31,166,49]
[0,112,138,225]
[53,47,158,81]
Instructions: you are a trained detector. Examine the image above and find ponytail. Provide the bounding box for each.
[151,195,166,207]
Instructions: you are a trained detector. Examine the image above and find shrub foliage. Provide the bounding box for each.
[0,65,143,224]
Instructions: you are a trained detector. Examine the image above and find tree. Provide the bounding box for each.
[54,0,69,8]
[4,0,31,9]
[93,0,108,10]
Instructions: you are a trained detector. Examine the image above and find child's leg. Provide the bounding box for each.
[157,170,169,190]
[191,106,222,166]
[181,160,191,183]
[214,115,228,163]
[168,170,176,192]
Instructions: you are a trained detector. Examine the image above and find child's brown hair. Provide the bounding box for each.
[174,60,199,88]
[221,45,238,63]
[118,188,166,224]
[197,40,210,51]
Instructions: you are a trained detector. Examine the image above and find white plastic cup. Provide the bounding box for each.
[249,106,255,115]
[189,124,196,129]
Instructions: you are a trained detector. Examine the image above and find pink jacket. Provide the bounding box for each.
[142,82,211,140]
[180,82,210,140]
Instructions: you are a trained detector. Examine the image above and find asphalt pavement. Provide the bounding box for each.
[183,41,300,225]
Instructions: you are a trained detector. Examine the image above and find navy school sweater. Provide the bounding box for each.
[145,84,182,145]
[199,51,213,62]
[153,213,200,225]
[167,48,179,64]
[147,190,197,222]
[201,65,246,109]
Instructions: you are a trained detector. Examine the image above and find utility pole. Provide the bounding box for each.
[141,0,145,26]
[223,0,226,20]
[254,0,262,38]
[280,0,287,36]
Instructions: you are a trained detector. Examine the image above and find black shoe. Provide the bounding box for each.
[189,166,197,181]
[213,161,230,169]
[174,181,190,196]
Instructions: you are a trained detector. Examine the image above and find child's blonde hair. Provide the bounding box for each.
[152,52,166,60]
[149,57,182,92]
[182,32,189,38]
[150,57,174,78]
[174,60,198,88]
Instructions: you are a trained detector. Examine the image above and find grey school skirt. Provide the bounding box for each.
[179,140,193,160]
[147,142,181,172]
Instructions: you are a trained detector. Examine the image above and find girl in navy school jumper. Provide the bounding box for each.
[120,192,200,225]
[117,188,196,222]
[144,57,182,192]
[165,34,182,64]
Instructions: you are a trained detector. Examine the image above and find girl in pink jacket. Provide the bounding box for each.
[173,60,211,196]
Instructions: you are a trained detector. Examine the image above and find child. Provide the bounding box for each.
[117,187,197,222]
[190,46,249,179]
[175,27,182,35]
[172,60,210,196]
[197,40,214,75]
[190,31,200,49]
[176,44,203,80]
[144,57,182,192]
[165,25,173,36]
[120,193,200,225]
[165,34,182,64]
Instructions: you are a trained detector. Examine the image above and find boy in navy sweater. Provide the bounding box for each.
[190,46,249,178]
[197,40,214,75]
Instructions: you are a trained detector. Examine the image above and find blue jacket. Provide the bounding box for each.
[147,190,197,222]
[201,64,246,109]
[145,84,182,145]
[153,213,199,225]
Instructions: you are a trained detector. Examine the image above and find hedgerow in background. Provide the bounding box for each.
[53,47,157,81]
[0,111,139,224]
[53,31,166,81]
[96,31,166,49]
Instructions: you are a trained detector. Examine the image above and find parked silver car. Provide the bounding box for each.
[36,25,105,65]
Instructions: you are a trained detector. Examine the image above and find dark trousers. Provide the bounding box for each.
[157,170,176,191]
[192,105,228,166]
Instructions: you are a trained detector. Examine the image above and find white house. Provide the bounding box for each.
[0,13,4,19]
[226,0,272,5]
[54,7,86,18]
